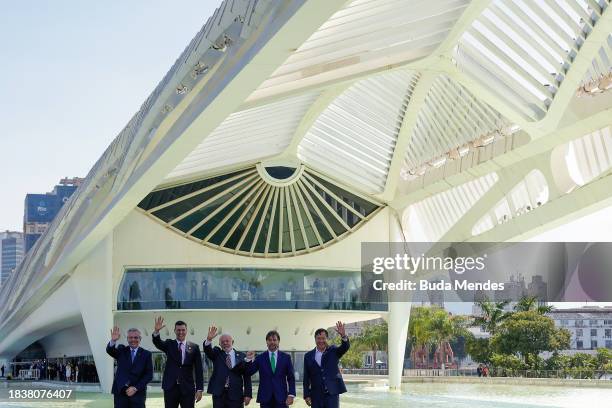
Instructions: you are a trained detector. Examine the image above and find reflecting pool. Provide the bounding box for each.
[4,382,612,408]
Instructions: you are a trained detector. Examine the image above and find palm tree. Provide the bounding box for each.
[408,307,435,368]
[429,309,470,368]
[359,322,388,368]
[514,295,553,315]
[473,298,510,335]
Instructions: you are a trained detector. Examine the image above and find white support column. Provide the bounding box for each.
[386,210,411,390]
[387,301,411,390]
[72,234,114,393]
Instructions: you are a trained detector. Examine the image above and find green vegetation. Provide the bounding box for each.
[336,321,388,369]
[465,296,612,379]
[408,306,470,368]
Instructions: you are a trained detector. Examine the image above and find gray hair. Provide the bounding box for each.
[127,328,141,337]
[219,333,233,341]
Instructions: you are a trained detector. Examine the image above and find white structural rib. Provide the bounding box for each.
[454,0,608,121]
[404,74,510,173]
[166,91,320,183]
[298,70,419,194]
[579,33,612,94]
[0,0,348,331]
[402,173,499,242]
[472,169,549,236]
[249,0,469,102]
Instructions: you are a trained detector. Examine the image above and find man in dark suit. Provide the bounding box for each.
[106,326,153,408]
[303,322,349,408]
[204,325,252,408]
[152,317,204,408]
[244,330,296,407]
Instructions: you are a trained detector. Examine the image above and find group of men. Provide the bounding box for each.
[107,317,350,408]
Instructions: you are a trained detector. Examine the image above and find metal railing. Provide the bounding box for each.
[18,369,40,380]
[342,368,388,375]
[403,367,612,379]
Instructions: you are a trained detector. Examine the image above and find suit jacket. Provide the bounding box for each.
[245,350,296,403]
[106,343,153,396]
[203,342,252,401]
[152,334,204,392]
[303,338,349,401]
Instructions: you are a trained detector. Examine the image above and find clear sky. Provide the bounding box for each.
[0,1,218,231]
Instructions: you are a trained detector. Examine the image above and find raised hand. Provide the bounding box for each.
[207,325,218,341]
[110,326,121,342]
[335,321,346,338]
[154,316,166,333]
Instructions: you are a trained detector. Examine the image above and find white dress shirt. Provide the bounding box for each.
[315,348,324,367]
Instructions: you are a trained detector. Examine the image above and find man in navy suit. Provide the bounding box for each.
[303,322,349,408]
[204,326,252,408]
[243,330,296,407]
[152,317,204,408]
[106,326,153,408]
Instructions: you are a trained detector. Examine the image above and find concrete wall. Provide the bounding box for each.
[38,324,92,358]
[115,310,381,352]
[0,276,82,361]
[110,207,393,350]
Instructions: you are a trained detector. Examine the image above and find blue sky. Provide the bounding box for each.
[0,1,217,230]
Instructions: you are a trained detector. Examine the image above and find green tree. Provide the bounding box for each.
[359,321,388,367]
[569,353,597,379]
[429,310,470,367]
[340,347,364,369]
[473,298,510,335]
[596,348,612,370]
[544,352,571,371]
[491,311,570,367]
[490,353,527,372]
[465,336,493,364]
[409,307,468,368]
[409,307,436,367]
[514,296,553,315]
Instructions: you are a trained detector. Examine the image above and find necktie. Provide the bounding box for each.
[131,348,136,363]
[225,352,232,387]
[178,342,184,364]
[271,352,276,374]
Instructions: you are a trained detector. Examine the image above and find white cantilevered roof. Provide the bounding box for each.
[166,0,612,199]
[2,0,612,330]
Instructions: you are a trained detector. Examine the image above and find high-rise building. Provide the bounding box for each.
[0,231,24,286]
[23,177,83,253]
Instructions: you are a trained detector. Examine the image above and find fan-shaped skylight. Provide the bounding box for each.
[138,166,382,257]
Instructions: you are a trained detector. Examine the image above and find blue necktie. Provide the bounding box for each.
[131,348,137,363]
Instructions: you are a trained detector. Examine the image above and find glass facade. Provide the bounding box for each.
[1,232,24,285]
[24,184,78,252]
[137,167,380,257]
[117,267,386,311]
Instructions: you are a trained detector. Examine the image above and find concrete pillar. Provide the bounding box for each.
[387,302,411,390]
[386,209,411,390]
[72,234,114,393]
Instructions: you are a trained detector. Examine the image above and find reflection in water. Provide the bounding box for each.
[117,268,386,311]
[7,383,612,408]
